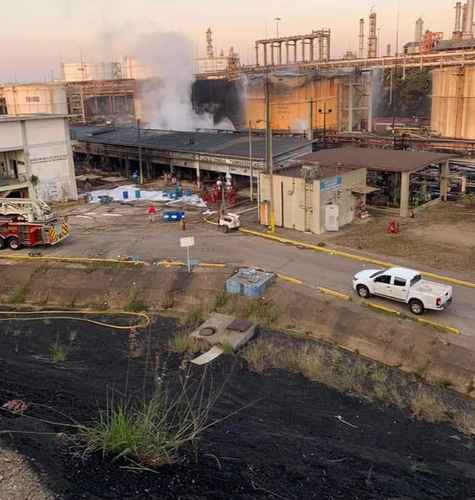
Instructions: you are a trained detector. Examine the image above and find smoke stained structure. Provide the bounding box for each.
[135,31,234,131]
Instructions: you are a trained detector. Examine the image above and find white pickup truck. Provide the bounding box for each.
[353,267,453,315]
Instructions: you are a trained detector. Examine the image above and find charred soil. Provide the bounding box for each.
[1,316,475,500]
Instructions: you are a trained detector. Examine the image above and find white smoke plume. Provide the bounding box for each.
[134,31,234,132]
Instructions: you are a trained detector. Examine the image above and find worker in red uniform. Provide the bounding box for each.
[147,203,157,223]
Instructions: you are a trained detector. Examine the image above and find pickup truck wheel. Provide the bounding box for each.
[409,299,424,315]
[357,285,370,299]
[222,225,229,233]
[7,237,20,250]
[0,238,4,250]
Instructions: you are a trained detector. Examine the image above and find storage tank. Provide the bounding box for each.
[431,66,475,139]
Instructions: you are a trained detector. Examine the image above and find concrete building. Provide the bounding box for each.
[288,147,452,218]
[259,160,370,234]
[0,114,78,202]
[0,83,68,116]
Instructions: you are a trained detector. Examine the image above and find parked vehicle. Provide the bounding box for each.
[218,213,240,233]
[0,198,70,250]
[353,267,453,315]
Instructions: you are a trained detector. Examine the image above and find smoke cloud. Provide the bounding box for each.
[134,31,234,131]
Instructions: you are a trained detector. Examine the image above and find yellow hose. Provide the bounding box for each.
[0,310,151,331]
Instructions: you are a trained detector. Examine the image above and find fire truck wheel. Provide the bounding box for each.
[7,237,20,250]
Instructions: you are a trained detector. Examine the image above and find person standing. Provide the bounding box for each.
[147,203,157,223]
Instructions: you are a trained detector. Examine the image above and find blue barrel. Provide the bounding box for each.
[122,191,129,200]
[135,189,141,199]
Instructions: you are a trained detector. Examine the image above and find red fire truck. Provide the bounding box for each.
[0,198,70,250]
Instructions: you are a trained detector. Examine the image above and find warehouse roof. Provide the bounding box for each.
[72,126,310,160]
[297,147,452,173]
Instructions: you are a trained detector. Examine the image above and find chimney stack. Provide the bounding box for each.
[415,17,424,43]
[358,18,365,59]
[463,0,475,37]
[368,11,378,58]
[454,1,463,36]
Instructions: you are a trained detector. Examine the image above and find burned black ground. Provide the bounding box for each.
[0,316,474,500]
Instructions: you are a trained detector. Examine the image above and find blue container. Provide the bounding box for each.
[163,211,186,222]
[122,191,129,200]
[135,189,141,199]
[185,189,193,197]
[225,268,276,298]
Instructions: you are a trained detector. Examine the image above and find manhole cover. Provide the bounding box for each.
[199,327,216,337]
[227,319,253,332]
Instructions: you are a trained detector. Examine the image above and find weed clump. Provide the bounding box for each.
[80,374,223,469]
[168,330,202,355]
[50,338,68,364]
[185,307,204,328]
[213,291,230,311]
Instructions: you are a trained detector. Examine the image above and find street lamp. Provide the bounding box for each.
[274,17,282,38]
[249,119,264,202]
[318,103,332,148]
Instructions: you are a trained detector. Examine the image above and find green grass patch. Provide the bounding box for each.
[8,286,27,305]
[125,298,149,313]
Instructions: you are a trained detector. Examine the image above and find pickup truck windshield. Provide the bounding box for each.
[410,275,422,287]
[370,271,384,278]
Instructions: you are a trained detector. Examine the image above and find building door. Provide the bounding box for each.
[325,204,339,231]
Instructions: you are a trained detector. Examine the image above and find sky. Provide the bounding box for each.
[0,0,457,82]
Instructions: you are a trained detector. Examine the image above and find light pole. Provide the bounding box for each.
[318,103,332,148]
[274,17,282,38]
[137,118,144,184]
[248,119,264,202]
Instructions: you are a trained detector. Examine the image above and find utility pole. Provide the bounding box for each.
[137,118,144,184]
[264,75,275,233]
[392,0,401,150]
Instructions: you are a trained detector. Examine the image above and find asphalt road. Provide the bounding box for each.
[5,205,475,343]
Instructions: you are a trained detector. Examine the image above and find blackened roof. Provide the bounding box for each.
[72,126,310,160]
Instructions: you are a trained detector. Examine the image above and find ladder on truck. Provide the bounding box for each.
[0,198,57,224]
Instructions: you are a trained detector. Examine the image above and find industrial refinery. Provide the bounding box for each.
[2,3,475,499]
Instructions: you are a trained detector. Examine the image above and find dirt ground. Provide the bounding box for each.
[1,316,475,500]
[325,202,475,275]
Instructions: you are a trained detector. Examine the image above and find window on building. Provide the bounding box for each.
[0,98,7,114]
[26,96,40,103]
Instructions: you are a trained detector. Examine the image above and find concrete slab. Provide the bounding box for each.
[191,313,258,352]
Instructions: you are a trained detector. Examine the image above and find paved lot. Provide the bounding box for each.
[4,202,475,342]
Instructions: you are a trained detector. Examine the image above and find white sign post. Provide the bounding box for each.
[180,236,195,273]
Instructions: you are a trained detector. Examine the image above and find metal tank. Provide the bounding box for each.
[431,66,475,139]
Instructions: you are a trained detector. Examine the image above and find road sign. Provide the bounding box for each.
[180,237,195,272]
[180,236,195,248]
